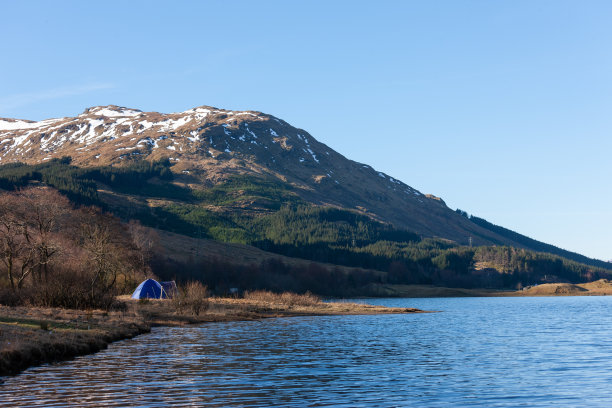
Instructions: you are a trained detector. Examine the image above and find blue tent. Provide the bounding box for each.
[131,279,167,299]
[161,281,178,298]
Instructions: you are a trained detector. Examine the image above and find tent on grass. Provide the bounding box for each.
[161,281,178,298]
[131,278,167,299]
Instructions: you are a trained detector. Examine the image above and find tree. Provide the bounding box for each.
[128,220,159,280]
[18,188,71,283]
[78,208,140,304]
[0,192,37,290]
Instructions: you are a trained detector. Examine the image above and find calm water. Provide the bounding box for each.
[3,296,612,407]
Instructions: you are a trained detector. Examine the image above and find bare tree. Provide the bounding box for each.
[78,208,139,303]
[81,219,118,301]
[18,188,71,283]
[0,193,36,290]
[127,220,159,279]
[0,186,146,307]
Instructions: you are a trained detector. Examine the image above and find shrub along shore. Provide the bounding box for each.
[0,291,424,377]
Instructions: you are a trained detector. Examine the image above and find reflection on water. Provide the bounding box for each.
[3,297,612,406]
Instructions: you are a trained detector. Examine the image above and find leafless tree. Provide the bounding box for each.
[127,220,159,279]
[78,208,140,303]
[0,193,36,290]
[0,187,148,307]
[18,188,71,283]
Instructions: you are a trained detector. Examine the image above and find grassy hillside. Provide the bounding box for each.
[1,158,610,293]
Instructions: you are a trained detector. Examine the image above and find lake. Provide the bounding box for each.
[3,296,612,407]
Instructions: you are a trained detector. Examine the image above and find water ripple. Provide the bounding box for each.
[3,297,612,406]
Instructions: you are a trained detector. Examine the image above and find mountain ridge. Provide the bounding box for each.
[0,104,608,269]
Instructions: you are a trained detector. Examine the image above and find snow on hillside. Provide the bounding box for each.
[0,105,427,202]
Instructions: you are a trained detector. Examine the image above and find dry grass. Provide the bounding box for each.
[518,283,588,296]
[0,305,149,376]
[243,290,321,307]
[514,279,612,296]
[215,295,424,316]
[172,282,209,316]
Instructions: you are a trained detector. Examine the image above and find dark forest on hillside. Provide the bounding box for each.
[0,159,610,302]
[455,208,611,269]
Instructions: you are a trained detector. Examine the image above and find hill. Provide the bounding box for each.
[0,105,533,246]
[0,105,610,293]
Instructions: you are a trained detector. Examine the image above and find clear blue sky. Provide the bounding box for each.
[1,1,611,260]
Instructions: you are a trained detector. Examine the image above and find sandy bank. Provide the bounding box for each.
[515,280,612,296]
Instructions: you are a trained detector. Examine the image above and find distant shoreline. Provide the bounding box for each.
[364,279,612,298]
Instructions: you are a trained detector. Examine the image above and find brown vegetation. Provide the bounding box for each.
[0,305,149,376]
[0,187,148,309]
[243,290,320,306]
[172,281,209,316]
[515,279,612,296]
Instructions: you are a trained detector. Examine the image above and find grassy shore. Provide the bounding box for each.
[0,305,149,377]
[5,280,612,377]
[0,294,424,377]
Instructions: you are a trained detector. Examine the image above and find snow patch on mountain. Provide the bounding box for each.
[181,107,211,122]
[88,106,142,117]
[0,118,64,131]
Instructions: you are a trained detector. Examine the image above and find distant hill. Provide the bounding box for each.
[0,104,537,246]
[0,104,610,292]
[467,214,611,269]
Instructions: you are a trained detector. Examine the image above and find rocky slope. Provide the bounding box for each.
[0,105,549,247]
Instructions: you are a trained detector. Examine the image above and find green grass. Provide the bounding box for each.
[192,175,304,208]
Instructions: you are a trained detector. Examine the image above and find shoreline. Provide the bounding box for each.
[5,280,611,378]
[0,297,424,377]
[365,280,612,298]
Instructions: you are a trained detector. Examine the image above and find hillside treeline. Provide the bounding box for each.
[0,157,179,205]
[455,208,610,269]
[1,160,610,294]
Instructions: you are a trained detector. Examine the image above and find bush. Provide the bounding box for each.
[0,263,122,310]
[173,281,209,316]
[0,289,27,307]
[27,269,119,310]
